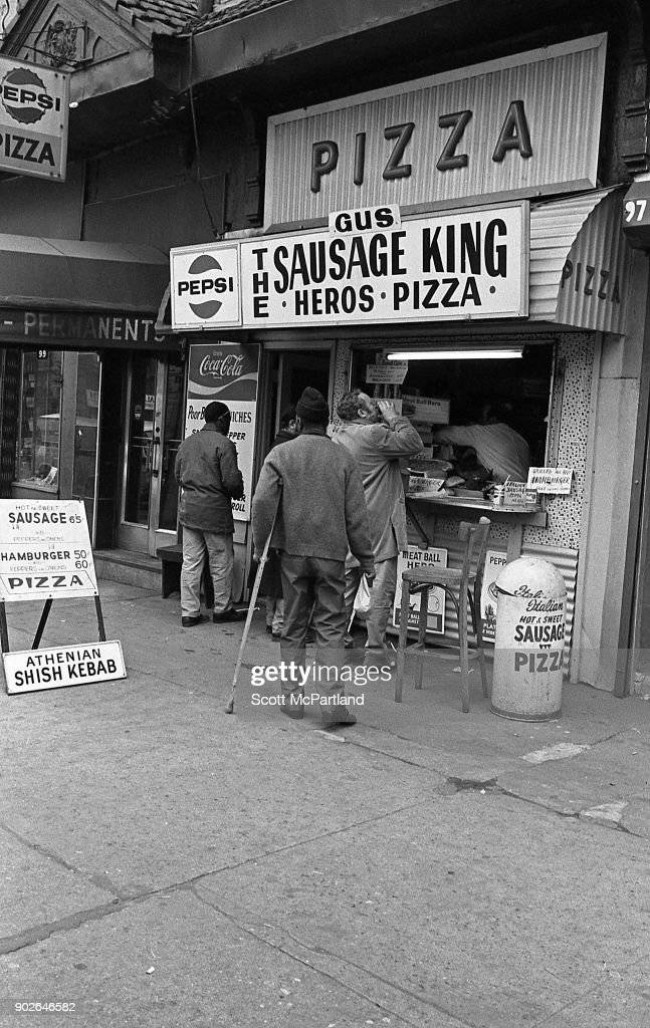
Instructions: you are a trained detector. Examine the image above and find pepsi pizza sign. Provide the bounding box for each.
[0,58,69,180]
[170,243,241,329]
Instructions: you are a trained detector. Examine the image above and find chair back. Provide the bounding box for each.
[457,516,491,593]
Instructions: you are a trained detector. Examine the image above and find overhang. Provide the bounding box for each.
[529,187,631,334]
[0,235,169,312]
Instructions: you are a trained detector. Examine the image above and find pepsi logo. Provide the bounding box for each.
[0,67,61,125]
[177,253,235,320]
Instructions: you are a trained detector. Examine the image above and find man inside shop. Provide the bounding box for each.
[433,402,530,483]
[334,389,423,664]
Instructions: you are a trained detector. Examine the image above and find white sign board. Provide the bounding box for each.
[481,550,508,642]
[366,362,408,385]
[184,344,259,521]
[0,57,69,180]
[526,467,574,494]
[3,640,126,694]
[240,206,527,327]
[0,500,97,602]
[170,243,241,330]
[401,395,450,424]
[393,547,448,635]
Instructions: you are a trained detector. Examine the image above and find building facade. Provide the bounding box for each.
[2,0,650,694]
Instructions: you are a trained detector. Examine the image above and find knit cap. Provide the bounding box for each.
[295,387,329,424]
[204,401,230,424]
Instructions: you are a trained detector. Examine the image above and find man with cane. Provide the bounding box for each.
[252,387,375,724]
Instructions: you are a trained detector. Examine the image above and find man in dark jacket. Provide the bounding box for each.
[252,387,375,725]
[175,401,245,627]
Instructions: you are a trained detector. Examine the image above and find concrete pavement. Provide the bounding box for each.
[0,579,649,1027]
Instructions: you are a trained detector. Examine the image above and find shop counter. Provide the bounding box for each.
[406,492,546,560]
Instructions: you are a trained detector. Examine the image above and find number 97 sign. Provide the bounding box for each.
[0,500,98,602]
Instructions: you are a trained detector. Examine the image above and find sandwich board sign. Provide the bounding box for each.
[0,500,127,694]
[0,498,97,601]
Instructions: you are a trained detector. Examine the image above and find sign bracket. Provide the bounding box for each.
[0,593,107,656]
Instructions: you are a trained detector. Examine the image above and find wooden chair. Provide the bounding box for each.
[395,517,491,712]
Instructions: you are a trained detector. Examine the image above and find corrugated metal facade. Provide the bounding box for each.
[394,533,577,653]
[529,187,630,334]
[265,35,606,225]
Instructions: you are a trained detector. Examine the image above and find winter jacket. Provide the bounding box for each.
[333,417,423,560]
[175,424,244,535]
[252,428,374,574]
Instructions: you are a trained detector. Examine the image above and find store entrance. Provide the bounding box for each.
[116,353,184,555]
[265,349,332,449]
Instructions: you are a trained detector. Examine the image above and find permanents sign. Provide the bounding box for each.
[3,641,126,694]
[0,57,69,180]
[0,309,173,351]
[0,500,97,602]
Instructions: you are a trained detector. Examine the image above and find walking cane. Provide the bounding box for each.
[225,494,281,715]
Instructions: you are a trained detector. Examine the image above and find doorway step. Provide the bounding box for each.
[93,549,163,592]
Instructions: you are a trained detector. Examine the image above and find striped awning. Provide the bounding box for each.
[529,186,631,334]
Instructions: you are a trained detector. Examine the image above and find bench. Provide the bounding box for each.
[156,543,214,609]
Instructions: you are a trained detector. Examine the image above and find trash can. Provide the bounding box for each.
[491,556,566,721]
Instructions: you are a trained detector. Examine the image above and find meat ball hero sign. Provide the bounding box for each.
[170,204,527,330]
[0,58,69,180]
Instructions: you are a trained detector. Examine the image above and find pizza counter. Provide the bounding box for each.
[405,492,547,561]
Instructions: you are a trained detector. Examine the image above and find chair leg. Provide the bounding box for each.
[470,587,489,699]
[458,603,470,713]
[415,586,428,690]
[395,579,410,703]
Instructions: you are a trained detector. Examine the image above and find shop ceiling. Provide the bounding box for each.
[155,0,624,109]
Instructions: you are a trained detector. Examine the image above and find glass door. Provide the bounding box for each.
[117,354,184,555]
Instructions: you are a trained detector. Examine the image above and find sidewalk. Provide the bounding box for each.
[4,578,649,837]
[1,579,649,1028]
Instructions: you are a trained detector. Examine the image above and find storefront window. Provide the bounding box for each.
[72,352,100,505]
[350,343,553,490]
[15,351,63,490]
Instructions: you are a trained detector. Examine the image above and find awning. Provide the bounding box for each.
[529,186,631,334]
[0,235,169,312]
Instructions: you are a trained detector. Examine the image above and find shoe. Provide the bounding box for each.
[181,614,206,627]
[271,631,283,641]
[213,608,246,623]
[280,690,304,720]
[321,702,357,727]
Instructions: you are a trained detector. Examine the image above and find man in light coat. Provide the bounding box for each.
[334,390,423,663]
[174,401,245,627]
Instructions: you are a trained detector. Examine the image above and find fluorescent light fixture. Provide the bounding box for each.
[386,348,523,361]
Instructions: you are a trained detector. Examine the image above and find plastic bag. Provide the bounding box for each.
[353,574,372,619]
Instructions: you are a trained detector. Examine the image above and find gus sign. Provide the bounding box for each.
[171,244,241,329]
[0,57,69,180]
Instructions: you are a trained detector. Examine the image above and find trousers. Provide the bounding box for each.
[279,553,348,695]
[180,527,234,617]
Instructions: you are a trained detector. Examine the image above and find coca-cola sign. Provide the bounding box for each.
[189,344,258,402]
[198,353,245,379]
